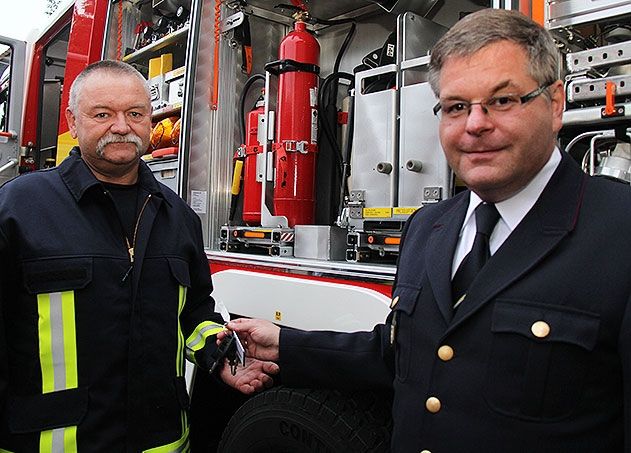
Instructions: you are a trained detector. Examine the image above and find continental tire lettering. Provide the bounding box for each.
[278,421,331,452]
[37,291,78,452]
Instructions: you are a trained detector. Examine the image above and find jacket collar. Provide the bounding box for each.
[425,149,586,325]
[58,147,169,205]
[448,150,587,327]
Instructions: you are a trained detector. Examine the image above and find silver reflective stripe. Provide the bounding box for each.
[49,292,67,391]
[185,321,225,353]
[37,291,79,453]
[51,429,64,452]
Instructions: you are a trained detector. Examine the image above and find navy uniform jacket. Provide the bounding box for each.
[0,150,223,452]
[279,150,631,452]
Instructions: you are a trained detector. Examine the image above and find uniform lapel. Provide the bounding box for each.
[449,152,587,328]
[426,194,469,323]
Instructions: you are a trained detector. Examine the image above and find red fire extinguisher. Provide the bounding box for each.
[242,91,266,225]
[268,20,320,227]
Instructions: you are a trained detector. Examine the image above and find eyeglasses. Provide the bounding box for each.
[432,83,552,121]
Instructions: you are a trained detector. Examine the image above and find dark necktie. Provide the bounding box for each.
[452,203,500,307]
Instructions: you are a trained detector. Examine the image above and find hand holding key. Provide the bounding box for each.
[220,318,281,361]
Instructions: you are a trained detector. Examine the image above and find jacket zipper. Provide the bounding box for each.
[121,194,152,283]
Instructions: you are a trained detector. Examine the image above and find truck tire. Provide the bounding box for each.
[217,386,392,453]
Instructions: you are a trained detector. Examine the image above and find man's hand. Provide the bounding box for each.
[219,318,281,361]
[219,357,279,395]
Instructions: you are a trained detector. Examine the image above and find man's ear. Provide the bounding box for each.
[65,108,78,139]
[549,80,565,135]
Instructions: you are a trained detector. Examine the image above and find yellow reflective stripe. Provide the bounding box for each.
[176,286,186,377]
[39,430,53,453]
[185,321,225,354]
[38,427,76,453]
[37,292,79,452]
[180,412,187,441]
[0,448,16,452]
[142,426,190,453]
[38,292,78,392]
[64,426,78,452]
[61,292,78,389]
[37,294,55,393]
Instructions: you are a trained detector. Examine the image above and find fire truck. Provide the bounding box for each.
[1,0,630,450]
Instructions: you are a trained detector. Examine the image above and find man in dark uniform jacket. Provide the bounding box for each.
[0,60,277,452]
[225,8,631,452]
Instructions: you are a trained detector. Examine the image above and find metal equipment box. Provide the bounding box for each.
[147,157,178,193]
[294,226,347,261]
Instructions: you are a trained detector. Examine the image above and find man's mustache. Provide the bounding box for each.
[96,132,144,157]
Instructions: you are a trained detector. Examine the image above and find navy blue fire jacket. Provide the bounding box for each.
[0,149,224,452]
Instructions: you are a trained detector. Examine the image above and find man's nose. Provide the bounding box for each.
[464,103,493,136]
[110,112,131,134]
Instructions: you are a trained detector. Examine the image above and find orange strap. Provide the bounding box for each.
[211,0,221,110]
[117,0,123,60]
[604,81,617,116]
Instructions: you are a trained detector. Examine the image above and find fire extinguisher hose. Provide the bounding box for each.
[238,74,265,143]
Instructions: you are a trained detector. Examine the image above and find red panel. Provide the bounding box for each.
[21,0,110,147]
[21,7,73,147]
[57,0,110,135]
[209,260,393,298]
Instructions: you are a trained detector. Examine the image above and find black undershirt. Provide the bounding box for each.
[103,182,139,240]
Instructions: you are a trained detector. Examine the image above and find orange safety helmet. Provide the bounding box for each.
[150,116,180,150]
[171,118,181,146]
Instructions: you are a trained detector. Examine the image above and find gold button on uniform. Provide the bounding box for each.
[531,320,550,338]
[425,397,441,413]
[390,296,400,309]
[437,345,454,361]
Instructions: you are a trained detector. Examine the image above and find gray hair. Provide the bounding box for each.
[428,9,561,96]
[68,60,150,112]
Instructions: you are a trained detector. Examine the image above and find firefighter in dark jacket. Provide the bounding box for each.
[0,60,278,452]
[223,9,631,452]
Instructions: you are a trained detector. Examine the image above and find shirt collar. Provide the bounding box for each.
[463,148,562,232]
[58,147,168,204]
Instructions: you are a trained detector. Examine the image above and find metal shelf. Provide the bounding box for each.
[123,25,189,64]
[152,103,182,121]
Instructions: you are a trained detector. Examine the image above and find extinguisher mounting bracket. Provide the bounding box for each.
[265,59,320,76]
[281,140,309,154]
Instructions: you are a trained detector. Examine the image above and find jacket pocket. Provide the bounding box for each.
[390,285,422,382]
[22,257,93,294]
[483,299,600,421]
[7,387,89,433]
[167,257,191,288]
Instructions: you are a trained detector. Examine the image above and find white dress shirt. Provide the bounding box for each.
[451,148,562,278]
